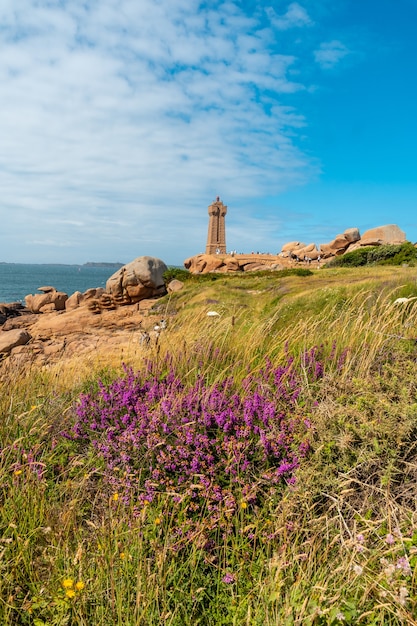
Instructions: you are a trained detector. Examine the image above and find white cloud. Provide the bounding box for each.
[0,0,323,264]
[266,3,312,30]
[314,40,350,69]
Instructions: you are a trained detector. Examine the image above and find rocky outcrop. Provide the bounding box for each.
[183,255,224,274]
[184,254,284,274]
[25,287,68,314]
[106,256,167,304]
[0,329,31,354]
[0,256,173,369]
[279,242,321,260]
[295,243,320,260]
[185,224,408,274]
[359,224,406,246]
[0,295,166,371]
[320,234,351,258]
[65,288,105,311]
[19,258,168,321]
[344,227,361,243]
[281,241,306,254]
[0,303,26,325]
[279,224,407,263]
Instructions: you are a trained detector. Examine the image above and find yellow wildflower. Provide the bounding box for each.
[120,552,126,560]
[62,578,74,589]
[75,581,85,591]
[13,469,23,476]
[240,501,248,509]
[112,493,119,502]
[155,517,162,525]
[65,589,76,599]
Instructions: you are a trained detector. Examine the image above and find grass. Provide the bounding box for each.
[1,265,417,624]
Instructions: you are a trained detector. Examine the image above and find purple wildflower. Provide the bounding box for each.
[62,350,327,537]
[222,573,236,584]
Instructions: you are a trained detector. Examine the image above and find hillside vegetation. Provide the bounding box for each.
[1,265,417,625]
[325,241,417,268]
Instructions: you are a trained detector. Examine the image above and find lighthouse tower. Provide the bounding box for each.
[205,196,227,254]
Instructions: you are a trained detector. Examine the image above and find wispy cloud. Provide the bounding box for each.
[314,40,350,69]
[0,1,345,263]
[266,3,313,30]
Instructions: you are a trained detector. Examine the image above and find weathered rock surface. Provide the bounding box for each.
[281,241,306,253]
[106,256,167,304]
[65,288,105,311]
[0,295,167,372]
[344,227,361,243]
[296,244,319,260]
[186,224,408,274]
[183,254,223,274]
[0,255,174,371]
[167,279,184,293]
[0,329,31,354]
[359,224,406,246]
[0,303,26,325]
[25,288,68,313]
[320,234,351,257]
[65,291,84,311]
[185,253,286,274]
[2,314,38,331]
[278,224,407,264]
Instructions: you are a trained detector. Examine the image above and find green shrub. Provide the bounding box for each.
[368,241,417,265]
[327,242,417,268]
[326,247,378,267]
[163,267,191,283]
[163,266,313,285]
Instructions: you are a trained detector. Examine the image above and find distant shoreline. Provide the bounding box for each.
[0,262,124,267]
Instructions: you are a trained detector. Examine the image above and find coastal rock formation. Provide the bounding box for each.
[281,242,306,254]
[280,224,407,262]
[344,227,361,243]
[0,303,26,325]
[106,256,167,304]
[0,256,173,368]
[0,328,31,354]
[184,254,284,274]
[65,288,105,311]
[21,257,168,319]
[185,224,408,274]
[25,287,68,314]
[358,224,406,246]
[0,294,163,370]
[320,234,351,258]
[295,243,320,261]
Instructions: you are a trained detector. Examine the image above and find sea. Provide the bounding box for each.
[0,263,123,304]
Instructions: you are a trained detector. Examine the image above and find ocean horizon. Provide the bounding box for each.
[0,262,124,304]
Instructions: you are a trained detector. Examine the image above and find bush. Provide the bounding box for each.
[163,266,191,283]
[327,242,417,268]
[163,267,313,282]
[64,353,327,535]
[326,247,378,267]
[367,241,417,265]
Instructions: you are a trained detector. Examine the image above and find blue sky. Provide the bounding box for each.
[1,0,416,265]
